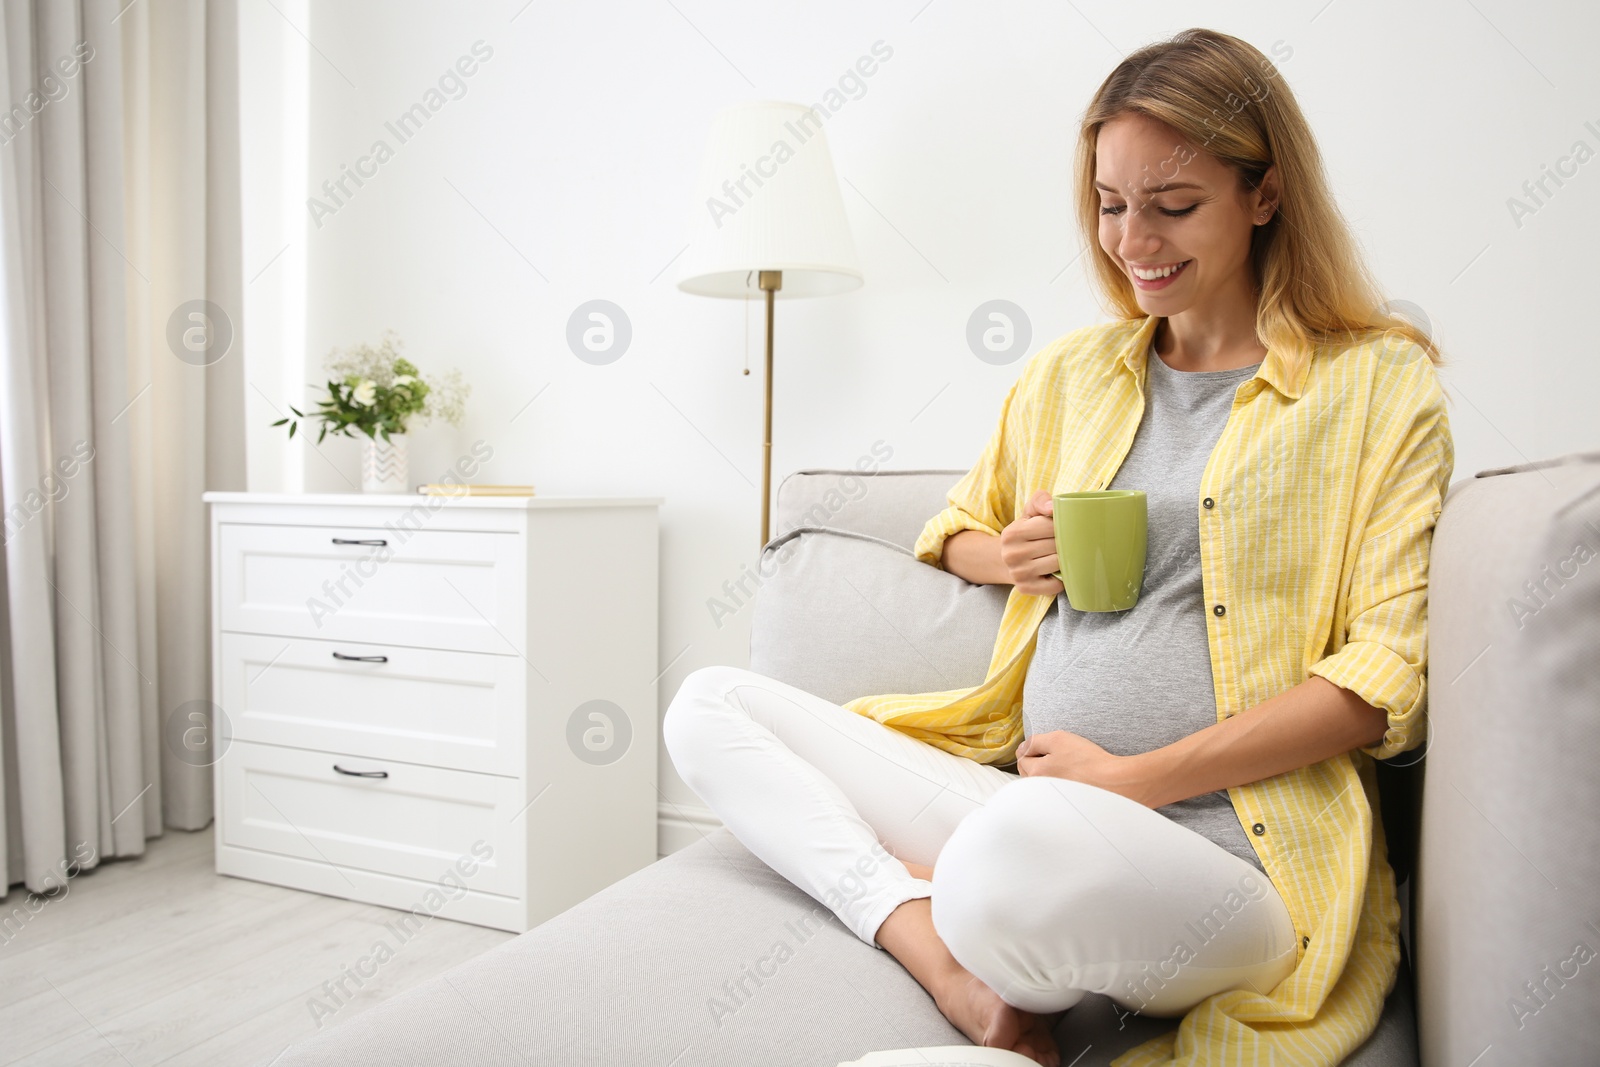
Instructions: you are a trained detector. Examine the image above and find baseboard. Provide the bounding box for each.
[657,801,722,857]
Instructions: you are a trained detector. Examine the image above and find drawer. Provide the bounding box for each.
[219,522,525,654]
[220,739,524,897]
[219,633,525,776]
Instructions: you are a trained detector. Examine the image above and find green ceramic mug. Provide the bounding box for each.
[1049,490,1147,612]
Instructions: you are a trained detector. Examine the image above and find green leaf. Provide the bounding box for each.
[287,421,296,439]
[271,418,288,427]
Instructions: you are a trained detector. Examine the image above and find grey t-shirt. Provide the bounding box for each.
[1021,343,1267,876]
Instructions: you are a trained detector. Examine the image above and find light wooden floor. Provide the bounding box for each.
[0,827,514,1065]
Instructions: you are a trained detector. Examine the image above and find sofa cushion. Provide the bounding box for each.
[275,826,1417,1066]
[1416,452,1600,1065]
[749,525,1010,706]
[273,827,969,1067]
[753,467,1011,707]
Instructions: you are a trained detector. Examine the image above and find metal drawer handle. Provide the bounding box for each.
[332,764,389,779]
[331,651,388,663]
[331,537,387,546]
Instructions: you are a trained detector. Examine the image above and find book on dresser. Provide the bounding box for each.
[201,490,662,933]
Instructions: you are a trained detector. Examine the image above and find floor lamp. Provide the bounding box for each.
[677,100,863,549]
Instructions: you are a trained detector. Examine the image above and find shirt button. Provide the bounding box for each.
[1214,604,1226,617]
[1302,935,1311,948]
[1202,497,1214,509]
[1252,822,1266,835]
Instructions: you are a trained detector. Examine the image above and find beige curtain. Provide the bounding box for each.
[0,0,242,899]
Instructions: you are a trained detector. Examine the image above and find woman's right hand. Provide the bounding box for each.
[1001,490,1066,597]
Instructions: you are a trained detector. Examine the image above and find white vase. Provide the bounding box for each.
[361,433,409,493]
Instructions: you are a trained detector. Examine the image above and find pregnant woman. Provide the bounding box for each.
[665,27,1452,1067]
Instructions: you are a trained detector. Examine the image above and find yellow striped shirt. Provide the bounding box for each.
[843,313,1454,1065]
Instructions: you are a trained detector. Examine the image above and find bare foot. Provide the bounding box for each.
[934,970,1063,1067]
[875,876,1064,1066]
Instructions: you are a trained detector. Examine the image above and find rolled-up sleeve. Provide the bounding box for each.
[1308,360,1455,761]
[913,371,1029,570]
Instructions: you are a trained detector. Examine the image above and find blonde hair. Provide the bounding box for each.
[1073,28,1443,373]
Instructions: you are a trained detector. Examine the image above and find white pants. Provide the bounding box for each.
[662,665,1300,1017]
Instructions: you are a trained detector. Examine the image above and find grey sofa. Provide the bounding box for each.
[278,455,1600,1066]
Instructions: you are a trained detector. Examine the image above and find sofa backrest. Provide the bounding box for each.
[1414,450,1600,1065]
[770,467,979,551]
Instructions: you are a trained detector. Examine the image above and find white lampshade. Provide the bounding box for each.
[677,100,863,299]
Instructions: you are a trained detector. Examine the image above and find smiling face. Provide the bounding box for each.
[1094,111,1275,316]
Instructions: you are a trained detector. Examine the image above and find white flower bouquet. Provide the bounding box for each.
[274,330,468,444]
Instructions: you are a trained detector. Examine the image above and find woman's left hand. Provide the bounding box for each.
[1016,730,1148,804]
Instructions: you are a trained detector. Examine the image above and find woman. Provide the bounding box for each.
[664,27,1452,1067]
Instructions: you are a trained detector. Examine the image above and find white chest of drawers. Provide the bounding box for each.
[202,491,661,933]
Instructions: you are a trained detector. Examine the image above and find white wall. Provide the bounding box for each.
[239,0,308,493]
[239,0,1600,843]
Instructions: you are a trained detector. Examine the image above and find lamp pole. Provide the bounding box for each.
[759,269,781,549]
